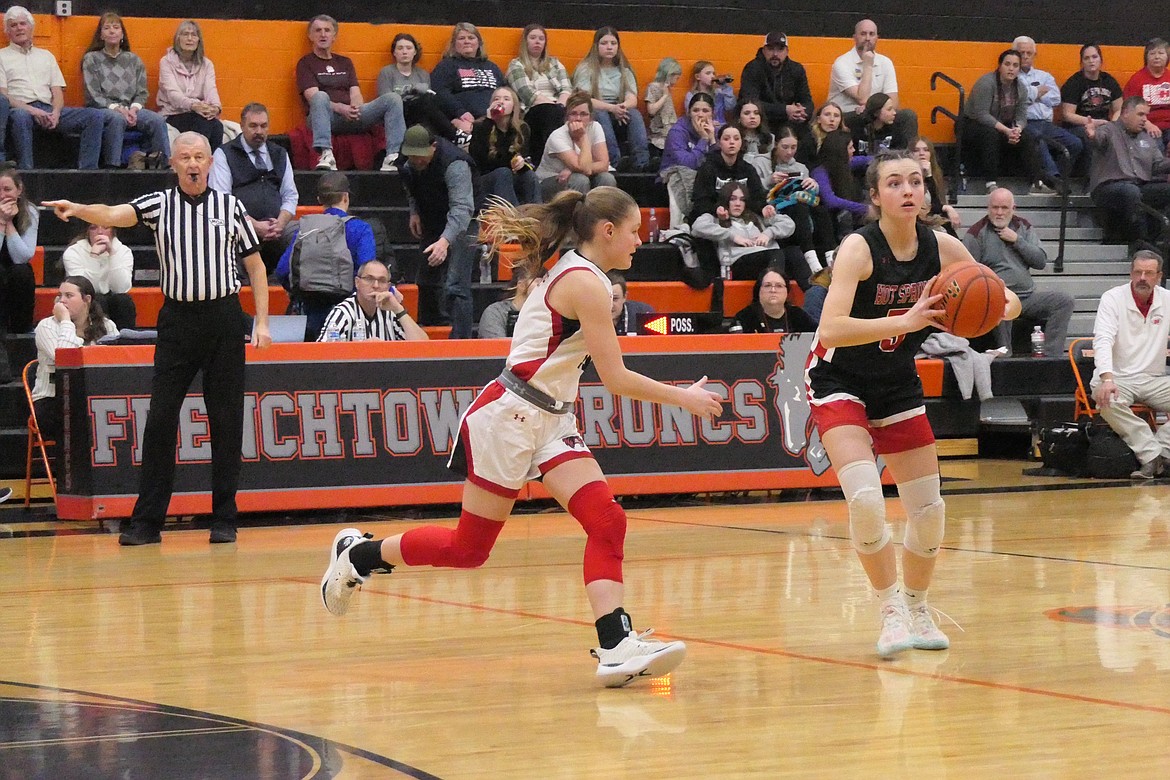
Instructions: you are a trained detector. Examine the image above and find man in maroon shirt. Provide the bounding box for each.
[296,15,405,171]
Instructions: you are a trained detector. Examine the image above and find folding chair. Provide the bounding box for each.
[21,360,56,507]
[1068,337,1156,427]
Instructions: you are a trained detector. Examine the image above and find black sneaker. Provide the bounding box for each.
[118,526,162,546]
[209,524,237,544]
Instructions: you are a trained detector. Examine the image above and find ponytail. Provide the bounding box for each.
[480,186,638,279]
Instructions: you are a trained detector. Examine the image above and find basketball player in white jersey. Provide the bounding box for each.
[320,187,723,687]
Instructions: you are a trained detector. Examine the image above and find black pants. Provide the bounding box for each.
[961,121,1044,182]
[129,295,247,532]
[298,290,349,341]
[0,260,35,332]
[96,291,136,329]
[403,93,459,142]
[33,396,61,468]
[1092,180,1170,243]
[524,103,565,166]
[167,112,224,150]
[780,202,838,258]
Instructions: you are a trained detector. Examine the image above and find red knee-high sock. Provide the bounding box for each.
[399,510,504,569]
[568,480,627,584]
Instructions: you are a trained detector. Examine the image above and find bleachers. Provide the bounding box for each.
[32,168,673,290]
[953,183,1131,349]
[0,167,1140,480]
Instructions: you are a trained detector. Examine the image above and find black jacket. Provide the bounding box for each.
[688,150,768,225]
[738,49,815,131]
[734,302,817,334]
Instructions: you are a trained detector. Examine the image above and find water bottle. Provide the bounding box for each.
[647,208,660,243]
[324,325,341,342]
[351,316,366,342]
[479,244,493,284]
[1031,326,1045,358]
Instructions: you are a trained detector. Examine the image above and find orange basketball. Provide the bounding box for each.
[929,262,1006,338]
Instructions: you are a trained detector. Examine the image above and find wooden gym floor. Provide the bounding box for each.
[1,459,1169,778]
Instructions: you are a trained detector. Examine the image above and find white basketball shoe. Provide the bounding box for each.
[591,629,687,688]
[320,528,370,616]
[876,599,914,658]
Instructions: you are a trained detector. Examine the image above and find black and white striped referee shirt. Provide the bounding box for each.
[317,295,407,342]
[130,188,261,302]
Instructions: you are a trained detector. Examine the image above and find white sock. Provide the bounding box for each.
[875,583,901,605]
[804,250,823,274]
[824,249,836,269]
[903,587,928,609]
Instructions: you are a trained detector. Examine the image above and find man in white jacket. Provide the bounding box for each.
[1092,249,1170,478]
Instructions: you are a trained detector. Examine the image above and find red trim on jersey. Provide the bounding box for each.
[538,450,594,475]
[511,267,596,382]
[510,358,542,382]
[467,472,521,499]
[809,398,935,455]
[456,381,520,498]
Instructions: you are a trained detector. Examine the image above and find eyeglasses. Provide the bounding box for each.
[358,275,390,285]
[760,283,787,290]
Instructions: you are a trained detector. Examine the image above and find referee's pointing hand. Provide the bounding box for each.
[42,199,79,221]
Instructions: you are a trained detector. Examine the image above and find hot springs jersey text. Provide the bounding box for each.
[807,222,941,383]
[505,250,613,403]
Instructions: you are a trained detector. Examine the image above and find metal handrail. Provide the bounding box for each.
[930,72,966,203]
[1055,191,1068,273]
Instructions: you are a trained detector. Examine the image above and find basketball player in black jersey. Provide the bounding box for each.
[806,151,1020,657]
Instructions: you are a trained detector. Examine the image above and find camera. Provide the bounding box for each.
[715,75,734,86]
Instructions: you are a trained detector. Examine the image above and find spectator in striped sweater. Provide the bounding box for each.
[81,11,170,169]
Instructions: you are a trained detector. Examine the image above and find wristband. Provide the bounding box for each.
[393,310,408,322]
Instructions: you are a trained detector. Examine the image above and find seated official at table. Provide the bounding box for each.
[317,259,428,341]
[609,270,653,335]
[733,265,816,333]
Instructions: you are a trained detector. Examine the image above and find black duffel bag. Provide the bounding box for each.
[1085,424,1140,479]
[1038,422,1089,477]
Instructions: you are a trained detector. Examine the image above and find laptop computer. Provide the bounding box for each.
[261,315,308,343]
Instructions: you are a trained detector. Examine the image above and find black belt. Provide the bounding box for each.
[497,370,571,414]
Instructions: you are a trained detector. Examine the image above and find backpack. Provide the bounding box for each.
[1038,422,1089,477]
[289,213,355,296]
[1085,424,1140,479]
[767,177,821,210]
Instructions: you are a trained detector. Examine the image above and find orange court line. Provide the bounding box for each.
[289,576,1170,718]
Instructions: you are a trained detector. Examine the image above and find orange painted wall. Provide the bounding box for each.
[32,15,1146,144]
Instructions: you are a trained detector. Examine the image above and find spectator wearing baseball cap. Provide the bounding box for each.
[396,124,479,338]
[738,31,814,137]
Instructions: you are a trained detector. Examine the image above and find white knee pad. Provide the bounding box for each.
[838,460,891,555]
[900,473,945,558]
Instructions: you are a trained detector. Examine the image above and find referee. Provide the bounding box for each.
[45,132,271,546]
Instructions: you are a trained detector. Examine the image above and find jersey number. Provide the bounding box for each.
[879,308,912,352]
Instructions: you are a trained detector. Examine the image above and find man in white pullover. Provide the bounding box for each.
[1092,249,1170,478]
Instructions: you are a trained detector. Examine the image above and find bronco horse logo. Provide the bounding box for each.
[768,334,832,476]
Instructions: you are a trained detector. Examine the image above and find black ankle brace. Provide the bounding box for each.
[348,539,394,577]
[595,608,632,650]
